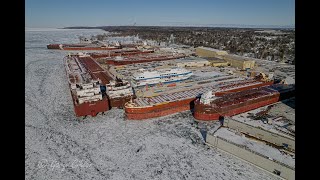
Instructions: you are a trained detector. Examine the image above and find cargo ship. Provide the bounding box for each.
[106,77,135,108]
[105,53,186,65]
[131,67,193,87]
[193,84,295,121]
[76,54,113,85]
[47,39,123,51]
[89,49,154,59]
[124,77,274,120]
[64,54,109,117]
[47,43,121,51]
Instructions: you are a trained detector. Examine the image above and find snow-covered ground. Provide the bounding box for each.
[232,98,295,138]
[25,28,281,180]
[254,59,295,81]
[214,128,295,169]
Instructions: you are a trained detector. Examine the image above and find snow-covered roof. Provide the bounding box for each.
[214,128,295,168]
[196,46,227,52]
[223,54,256,62]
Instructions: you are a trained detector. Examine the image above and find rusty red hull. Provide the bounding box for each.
[63,47,120,51]
[47,44,121,50]
[107,55,186,66]
[125,98,195,114]
[109,96,134,109]
[126,104,191,120]
[193,97,279,121]
[65,55,110,117]
[90,50,154,59]
[73,96,109,117]
[125,82,275,120]
[47,44,61,49]
[193,84,295,121]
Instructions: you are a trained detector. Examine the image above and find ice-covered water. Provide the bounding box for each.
[25,28,281,180]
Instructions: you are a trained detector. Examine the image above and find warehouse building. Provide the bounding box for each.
[196,46,228,57]
[175,57,210,67]
[222,54,255,70]
[204,57,230,67]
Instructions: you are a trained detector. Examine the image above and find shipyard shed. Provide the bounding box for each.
[222,54,255,70]
[175,57,210,67]
[204,57,230,67]
[196,46,228,57]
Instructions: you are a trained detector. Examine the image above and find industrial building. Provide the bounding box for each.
[224,117,295,151]
[222,54,255,70]
[195,46,228,57]
[206,128,295,180]
[204,57,230,67]
[175,57,210,67]
[204,98,295,180]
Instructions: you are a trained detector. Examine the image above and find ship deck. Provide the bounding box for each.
[77,56,114,85]
[132,78,269,107]
[78,57,104,72]
[103,52,186,63]
[91,71,113,85]
[213,87,277,107]
[89,48,152,58]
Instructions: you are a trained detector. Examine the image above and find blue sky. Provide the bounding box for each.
[25,0,295,28]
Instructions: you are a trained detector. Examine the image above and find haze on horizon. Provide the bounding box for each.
[26,0,295,28]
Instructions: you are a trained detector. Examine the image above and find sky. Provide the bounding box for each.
[25,0,295,28]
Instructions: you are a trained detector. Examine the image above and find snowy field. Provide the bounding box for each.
[25,28,281,180]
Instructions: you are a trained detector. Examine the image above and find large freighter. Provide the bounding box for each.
[124,77,274,120]
[89,49,154,59]
[106,77,135,108]
[64,54,109,117]
[104,53,186,65]
[47,43,121,51]
[47,39,122,51]
[193,84,295,121]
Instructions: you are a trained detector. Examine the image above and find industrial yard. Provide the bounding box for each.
[203,97,295,179]
[26,28,294,180]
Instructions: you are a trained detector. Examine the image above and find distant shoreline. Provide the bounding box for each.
[62,25,295,30]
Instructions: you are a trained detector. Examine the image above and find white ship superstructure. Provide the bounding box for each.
[64,55,103,104]
[76,82,103,104]
[131,67,193,87]
[106,79,134,98]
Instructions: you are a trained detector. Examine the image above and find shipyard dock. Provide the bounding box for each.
[28,28,295,180]
[49,34,294,123]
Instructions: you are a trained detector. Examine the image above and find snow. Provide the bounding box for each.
[25,29,281,180]
[231,99,295,138]
[193,70,224,78]
[253,59,295,82]
[214,128,295,169]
